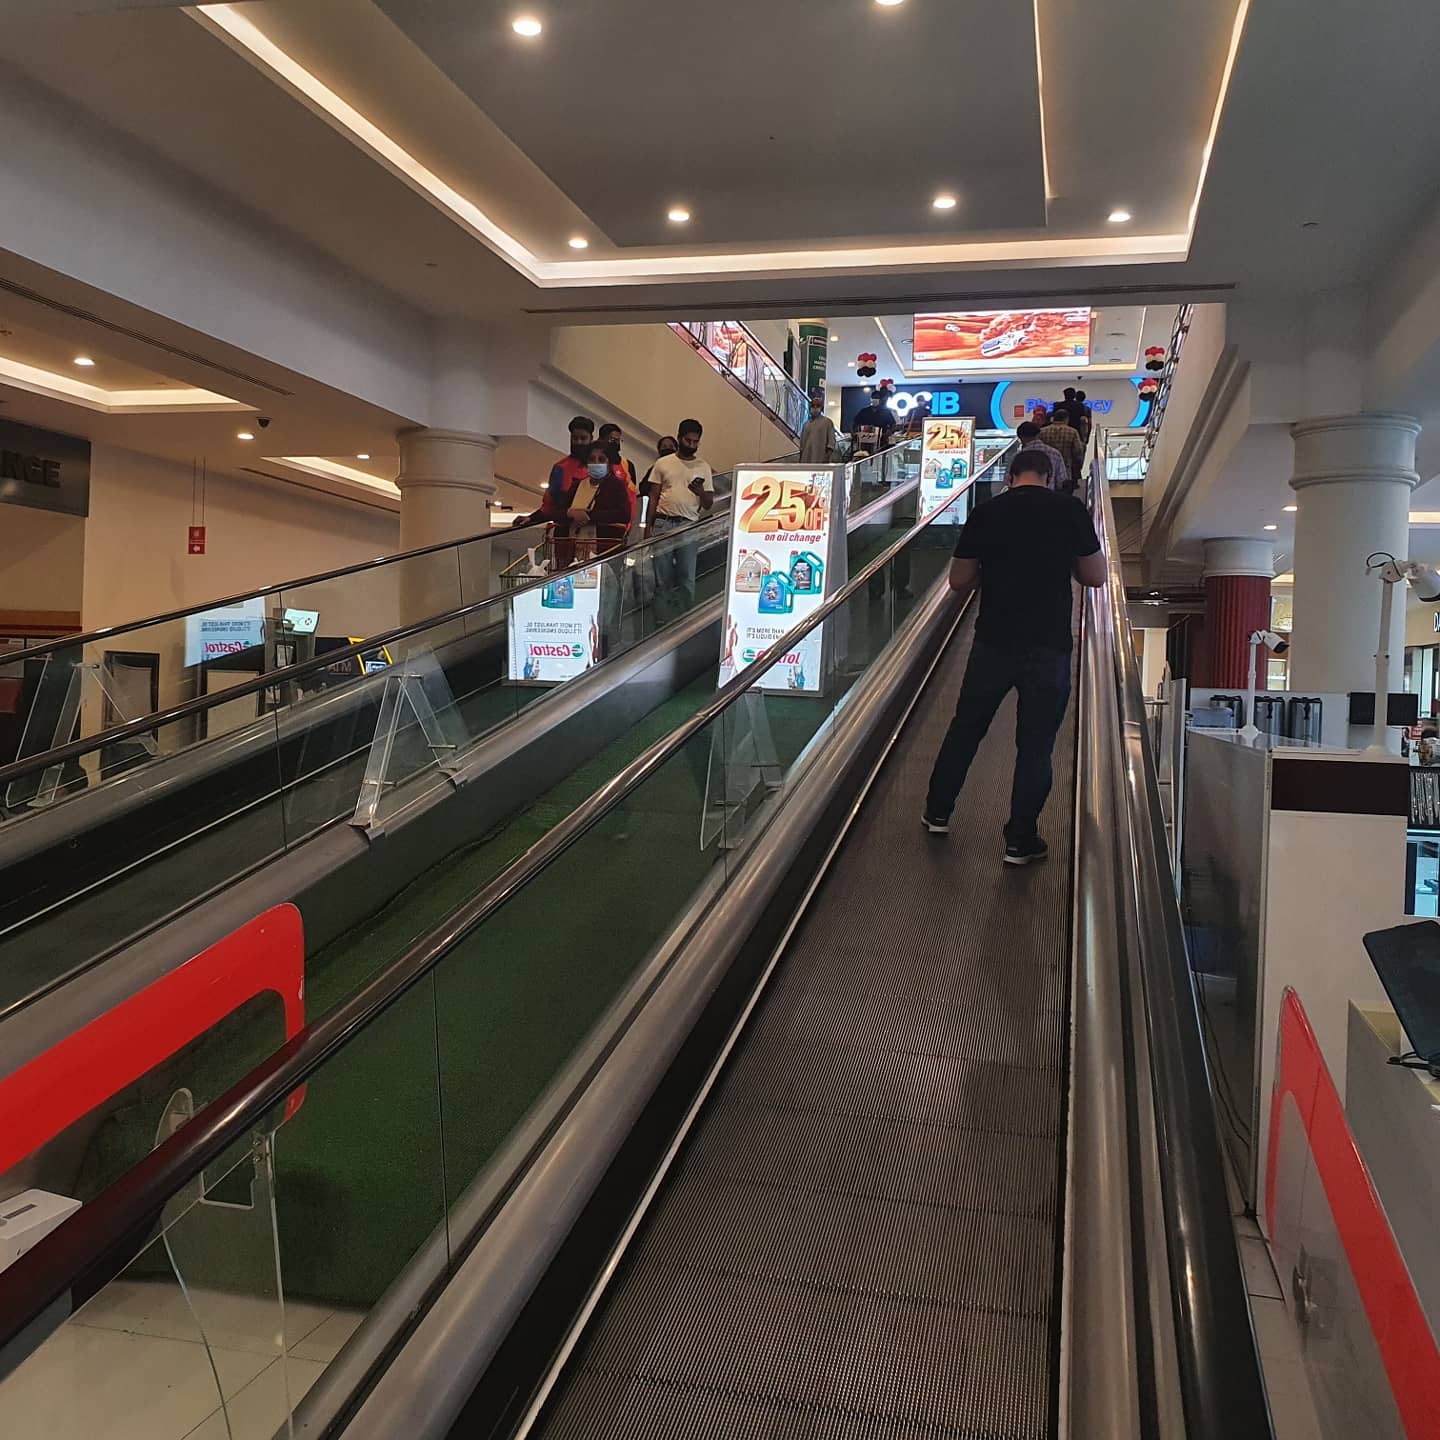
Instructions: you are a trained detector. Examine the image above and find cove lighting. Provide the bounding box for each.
[1108,209,1132,223]
[237,430,255,441]
[667,207,691,224]
[931,194,958,211]
[568,236,589,250]
[511,16,542,37]
[73,356,95,367]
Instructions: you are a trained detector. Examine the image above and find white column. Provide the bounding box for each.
[395,427,498,552]
[1201,538,1275,581]
[1288,414,1420,699]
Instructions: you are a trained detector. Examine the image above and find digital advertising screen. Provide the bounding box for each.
[911,308,1092,373]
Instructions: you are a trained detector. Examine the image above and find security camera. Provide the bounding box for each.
[1249,629,1289,655]
[256,416,272,429]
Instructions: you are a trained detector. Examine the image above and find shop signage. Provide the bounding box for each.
[507,567,605,684]
[0,419,90,517]
[719,465,847,694]
[919,417,976,526]
[840,376,1150,432]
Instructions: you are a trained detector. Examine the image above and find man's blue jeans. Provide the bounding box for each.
[925,638,1072,841]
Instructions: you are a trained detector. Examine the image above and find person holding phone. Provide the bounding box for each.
[640,418,713,618]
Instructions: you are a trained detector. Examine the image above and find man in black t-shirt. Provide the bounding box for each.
[850,390,896,456]
[923,448,1106,864]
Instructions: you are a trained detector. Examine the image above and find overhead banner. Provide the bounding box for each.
[919,417,975,525]
[508,567,604,683]
[912,309,1092,373]
[184,597,266,666]
[720,466,844,694]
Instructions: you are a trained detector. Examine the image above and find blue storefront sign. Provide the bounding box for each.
[839,378,1150,432]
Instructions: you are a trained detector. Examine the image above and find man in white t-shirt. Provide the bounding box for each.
[641,418,713,615]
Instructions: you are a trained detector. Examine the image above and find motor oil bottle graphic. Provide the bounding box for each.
[757,572,795,615]
[788,550,824,594]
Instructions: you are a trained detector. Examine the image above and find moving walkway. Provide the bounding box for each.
[0,455,1271,1439]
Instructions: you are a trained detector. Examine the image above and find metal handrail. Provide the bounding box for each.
[1,518,546,670]
[669,322,810,438]
[0,439,1016,1358]
[0,505,733,789]
[1085,459,1273,1435]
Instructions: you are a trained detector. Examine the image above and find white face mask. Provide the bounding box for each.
[586,462,609,480]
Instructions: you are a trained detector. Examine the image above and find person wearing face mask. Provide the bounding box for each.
[798,394,838,464]
[598,423,640,495]
[641,419,713,617]
[515,415,597,530]
[551,441,634,571]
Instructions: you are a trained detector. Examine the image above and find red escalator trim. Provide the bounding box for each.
[0,904,305,1175]
[1265,985,1440,1438]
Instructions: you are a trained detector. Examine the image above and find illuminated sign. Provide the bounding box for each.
[919,417,975,526]
[720,466,846,694]
[507,567,605,683]
[912,309,1093,374]
[184,597,266,666]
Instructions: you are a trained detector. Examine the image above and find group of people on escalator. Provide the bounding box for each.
[515,411,716,615]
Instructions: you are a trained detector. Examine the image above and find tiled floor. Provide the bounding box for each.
[1233,1212,1323,1439]
[0,1278,363,1440]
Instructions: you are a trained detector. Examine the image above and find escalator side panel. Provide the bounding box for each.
[536,613,1075,1440]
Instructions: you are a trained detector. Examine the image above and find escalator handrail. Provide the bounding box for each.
[1084,459,1273,1435]
[0,438,1017,1359]
[0,504,735,788]
[1,519,543,670]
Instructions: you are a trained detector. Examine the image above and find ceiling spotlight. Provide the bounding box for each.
[1283,504,1297,513]
[667,206,691,224]
[1263,524,1278,531]
[73,355,95,367]
[237,431,255,441]
[932,193,958,211]
[1108,208,1132,223]
[568,236,589,250]
[356,453,371,461]
[511,16,542,37]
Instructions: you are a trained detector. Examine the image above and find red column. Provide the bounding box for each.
[1200,574,1272,688]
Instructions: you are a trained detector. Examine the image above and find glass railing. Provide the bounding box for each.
[0,438,1005,1440]
[0,512,734,1014]
[669,321,810,437]
[1097,427,1149,482]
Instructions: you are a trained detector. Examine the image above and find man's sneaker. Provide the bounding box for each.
[921,813,950,835]
[1004,834,1049,866]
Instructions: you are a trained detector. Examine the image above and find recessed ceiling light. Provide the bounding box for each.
[511,16,542,37]
[830,333,840,341]
[73,355,95,367]
[847,361,855,367]
[1263,524,1278,531]
[356,453,371,461]
[1283,504,1297,513]
[237,431,255,441]
[568,236,589,250]
[1108,208,1132,223]
[932,193,958,211]
[875,0,905,6]
[667,206,691,224]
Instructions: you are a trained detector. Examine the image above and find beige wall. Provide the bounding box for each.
[0,505,86,619]
[1406,594,1440,648]
[549,324,793,475]
[82,445,399,632]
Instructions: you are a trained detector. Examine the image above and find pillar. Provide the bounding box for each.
[1288,414,1420,701]
[1199,539,1274,688]
[396,428,498,552]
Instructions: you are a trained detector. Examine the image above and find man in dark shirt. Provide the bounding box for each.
[850,389,896,456]
[923,448,1106,864]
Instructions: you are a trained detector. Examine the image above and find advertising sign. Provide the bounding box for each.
[184,597,266,666]
[720,466,840,694]
[912,308,1092,373]
[919,417,975,525]
[507,567,604,683]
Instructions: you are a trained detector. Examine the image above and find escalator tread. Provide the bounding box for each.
[535,610,1075,1439]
